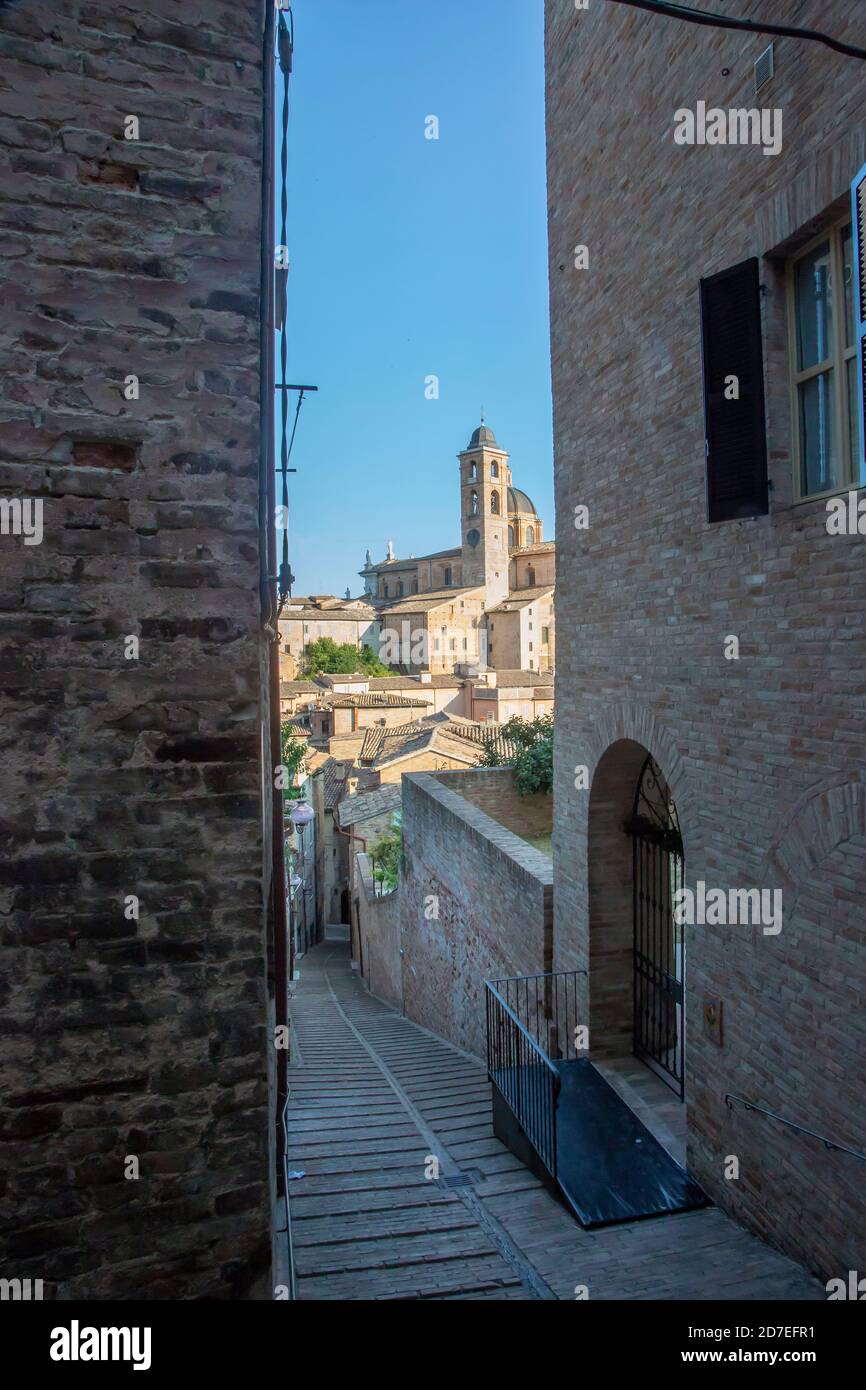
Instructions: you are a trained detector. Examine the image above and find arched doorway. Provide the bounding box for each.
[588,740,686,1101]
[625,755,685,1098]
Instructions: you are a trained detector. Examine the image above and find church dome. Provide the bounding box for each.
[467,421,499,450]
[508,485,537,516]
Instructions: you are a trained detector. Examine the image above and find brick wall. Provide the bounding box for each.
[399,771,553,1059]
[354,855,402,1011]
[432,766,552,840]
[0,0,273,1298]
[546,0,865,1280]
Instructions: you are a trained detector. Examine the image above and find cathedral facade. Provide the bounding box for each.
[359,422,555,676]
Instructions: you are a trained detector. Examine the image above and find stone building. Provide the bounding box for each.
[360,422,555,675]
[546,0,865,1281]
[278,594,380,679]
[0,0,285,1298]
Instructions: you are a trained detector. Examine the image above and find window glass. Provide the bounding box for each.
[795,241,832,371]
[798,370,837,495]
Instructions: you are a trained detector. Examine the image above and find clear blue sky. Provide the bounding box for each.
[280,0,553,598]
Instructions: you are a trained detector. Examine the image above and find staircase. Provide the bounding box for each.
[485,971,708,1228]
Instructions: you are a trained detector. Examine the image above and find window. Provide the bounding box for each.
[542,626,550,644]
[444,566,452,586]
[526,526,535,544]
[508,525,514,547]
[491,490,500,515]
[450,638,456,651]
[529,642,533,652]
[397,581,404,596]
[788,218,858,499]
[526,568,535,586]
[491,460,499,478]
[470,490,479,516]
[469,461,477,480]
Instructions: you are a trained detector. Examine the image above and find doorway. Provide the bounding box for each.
[626,755,685,1098]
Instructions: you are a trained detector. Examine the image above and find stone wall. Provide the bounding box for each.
[0,0,273,1298]
[545,0,866,1280]
[399,771,553,1060]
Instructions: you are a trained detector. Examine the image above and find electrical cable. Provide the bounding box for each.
[603,0,866,61]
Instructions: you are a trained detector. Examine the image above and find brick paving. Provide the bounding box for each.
[286,943,823,1301]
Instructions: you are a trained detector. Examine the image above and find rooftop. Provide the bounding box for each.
[327,692,432,710]
[487,585,554,613]
[380,586,483,616]
[507,486,537,517]
[475,669,555,688]
[315,758,353,811]
[336,783,402,829]
[466,421,500,451]
[368,674,465,690]
[280,679,320,695]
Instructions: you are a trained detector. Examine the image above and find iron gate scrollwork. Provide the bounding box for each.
[626,755,685,1099]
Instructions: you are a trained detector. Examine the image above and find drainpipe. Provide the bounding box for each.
[257,0,292,1283]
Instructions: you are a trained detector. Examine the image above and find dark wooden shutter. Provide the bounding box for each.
[699,257,768,523]
[852,162,866,480]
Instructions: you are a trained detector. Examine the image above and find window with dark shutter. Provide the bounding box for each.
[852,162,866,481]
[699,257,768,522]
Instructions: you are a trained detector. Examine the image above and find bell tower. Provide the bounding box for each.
[458,420,511,606]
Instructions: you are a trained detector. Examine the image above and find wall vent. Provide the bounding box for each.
[755,43,774,92]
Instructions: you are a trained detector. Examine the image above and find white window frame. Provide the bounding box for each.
[787,214,858,502]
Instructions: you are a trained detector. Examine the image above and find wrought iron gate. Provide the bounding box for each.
[626,755,685,1098]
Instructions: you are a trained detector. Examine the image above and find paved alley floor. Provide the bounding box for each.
[286,942,823,1302]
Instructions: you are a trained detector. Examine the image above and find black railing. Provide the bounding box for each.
[488,969,586,1062]
[725,1095,866,1164]
[485,982,560,1178]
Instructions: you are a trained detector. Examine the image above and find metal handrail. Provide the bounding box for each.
[490,968,587,985]
[485,981,563,1075]
[725,1094,866,1164]
[485,981,561,1179]
[488,968,586,1062]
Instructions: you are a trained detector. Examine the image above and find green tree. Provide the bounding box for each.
[369,827,402,893]
[300,637,390,676]
[477,715,554,796]
[280,720,308,801]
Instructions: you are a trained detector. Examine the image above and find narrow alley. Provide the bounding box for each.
[286,942,823,1302]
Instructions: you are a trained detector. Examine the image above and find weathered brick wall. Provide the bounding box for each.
[546,0,865,1280]
[354,855,402,1011]
[400,772,553,1060]
[432,766,552,840]
[0,0,273,1298]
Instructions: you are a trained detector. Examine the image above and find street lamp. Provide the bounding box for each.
[289,800,314,828]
